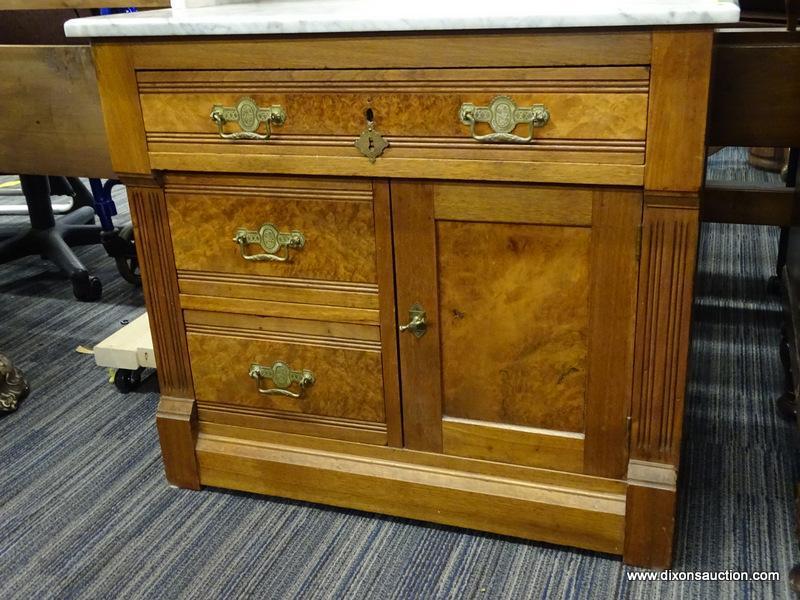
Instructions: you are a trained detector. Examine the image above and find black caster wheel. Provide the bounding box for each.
[114,368,143,394]
[72,274,102,302]
[114,225,142,286]
[767,275,783,295]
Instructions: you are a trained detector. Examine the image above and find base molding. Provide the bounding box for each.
[627,459,677,490]
[155,418,690,565]
[195,432,626,555]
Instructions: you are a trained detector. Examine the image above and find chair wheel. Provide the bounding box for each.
[114,368,142,394]
[72,275,102,302]
[114,225,141,286]
[115,256,141,286]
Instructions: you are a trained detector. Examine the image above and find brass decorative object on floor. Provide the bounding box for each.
[0,353,30,413]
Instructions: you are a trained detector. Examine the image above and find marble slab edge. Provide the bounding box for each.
[65,1,741,38]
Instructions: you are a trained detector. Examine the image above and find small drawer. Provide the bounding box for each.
[166,173,378,287]
[185,311,391,445]
[138,66,650,185]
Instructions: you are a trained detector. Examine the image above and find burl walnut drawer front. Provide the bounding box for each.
[185,310,392,445]
[165,174,382,319]
[138,67,649,185]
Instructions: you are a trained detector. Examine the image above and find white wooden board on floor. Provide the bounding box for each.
[94,313,155,370]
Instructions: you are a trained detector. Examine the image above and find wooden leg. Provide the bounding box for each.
[793,484,800,594]
[127,183,199,489]
[778,287,799,421]
[625,199,698,568]
[156,395,201,489]
[623,483,677,569]
[624,460,678,568]
[623,31,711,569]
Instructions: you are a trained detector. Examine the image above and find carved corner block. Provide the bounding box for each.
[156,395,201,489]
[630,199,699,466]
[0,353,30,413]
[126,186,195,400]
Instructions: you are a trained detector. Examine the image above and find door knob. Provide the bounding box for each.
[399,304,427,338]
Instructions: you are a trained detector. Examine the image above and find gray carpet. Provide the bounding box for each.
[0,150,798,599]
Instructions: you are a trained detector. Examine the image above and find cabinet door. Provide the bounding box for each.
[392,181,641,478]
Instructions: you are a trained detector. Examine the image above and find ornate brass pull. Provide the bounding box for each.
[399,304,427,338]
[459,96,549,144]
[249,361,315,398]
[210,97,286,141]
[232,223,305,262]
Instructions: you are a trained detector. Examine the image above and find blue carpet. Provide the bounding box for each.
[0,152,798,598]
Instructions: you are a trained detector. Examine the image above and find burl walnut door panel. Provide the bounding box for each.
[392,181,642,478]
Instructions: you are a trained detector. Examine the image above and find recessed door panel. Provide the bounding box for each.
[392,181,641,478]
[438,220,590,432]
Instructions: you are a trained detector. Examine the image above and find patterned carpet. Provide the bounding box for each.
[0,150,798,599]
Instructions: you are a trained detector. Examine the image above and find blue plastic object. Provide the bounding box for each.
[99,8,137,15]
[89,178,121,231]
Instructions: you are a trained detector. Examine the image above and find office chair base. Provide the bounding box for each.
[0,176,104,301]
[0,353,29,414]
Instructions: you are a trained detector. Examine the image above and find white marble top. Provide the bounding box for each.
[64,0,740,38]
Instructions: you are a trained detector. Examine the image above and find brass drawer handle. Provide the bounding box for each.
[232,223,305,262]
[459,96,549,144]
[249,361,315,398]
[399,303,427,338]
[210,97,286,141]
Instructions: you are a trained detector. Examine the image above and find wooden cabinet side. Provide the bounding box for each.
[93,42,200,489]
[623,29,713,569]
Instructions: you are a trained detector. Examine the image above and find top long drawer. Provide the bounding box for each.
[137,66,650,186]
